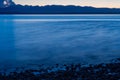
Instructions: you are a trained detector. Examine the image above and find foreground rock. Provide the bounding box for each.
[0,58,120,80]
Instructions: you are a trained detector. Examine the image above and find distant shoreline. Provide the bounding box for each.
[0,5,120,14]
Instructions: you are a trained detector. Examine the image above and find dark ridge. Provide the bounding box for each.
[0,4,120,14]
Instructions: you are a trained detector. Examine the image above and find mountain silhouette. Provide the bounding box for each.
[0,4,120,14]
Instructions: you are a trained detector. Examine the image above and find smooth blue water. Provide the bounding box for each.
[0,15,120,65]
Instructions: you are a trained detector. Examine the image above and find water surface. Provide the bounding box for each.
[0,14,120,66]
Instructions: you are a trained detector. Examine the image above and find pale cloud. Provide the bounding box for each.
[13,0,120,8]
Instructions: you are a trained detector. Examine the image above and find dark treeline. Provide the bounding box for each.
[0,4,120,14]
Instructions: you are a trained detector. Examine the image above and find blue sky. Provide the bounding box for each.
[13,0,120,8]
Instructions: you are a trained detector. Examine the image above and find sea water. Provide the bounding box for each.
[0,14,120,66]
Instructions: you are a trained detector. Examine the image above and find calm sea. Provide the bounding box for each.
[0,14,120,66]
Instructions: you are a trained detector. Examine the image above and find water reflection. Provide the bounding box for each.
[0,16,15,62]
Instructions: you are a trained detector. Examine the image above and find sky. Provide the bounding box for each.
[13,0,120,8]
